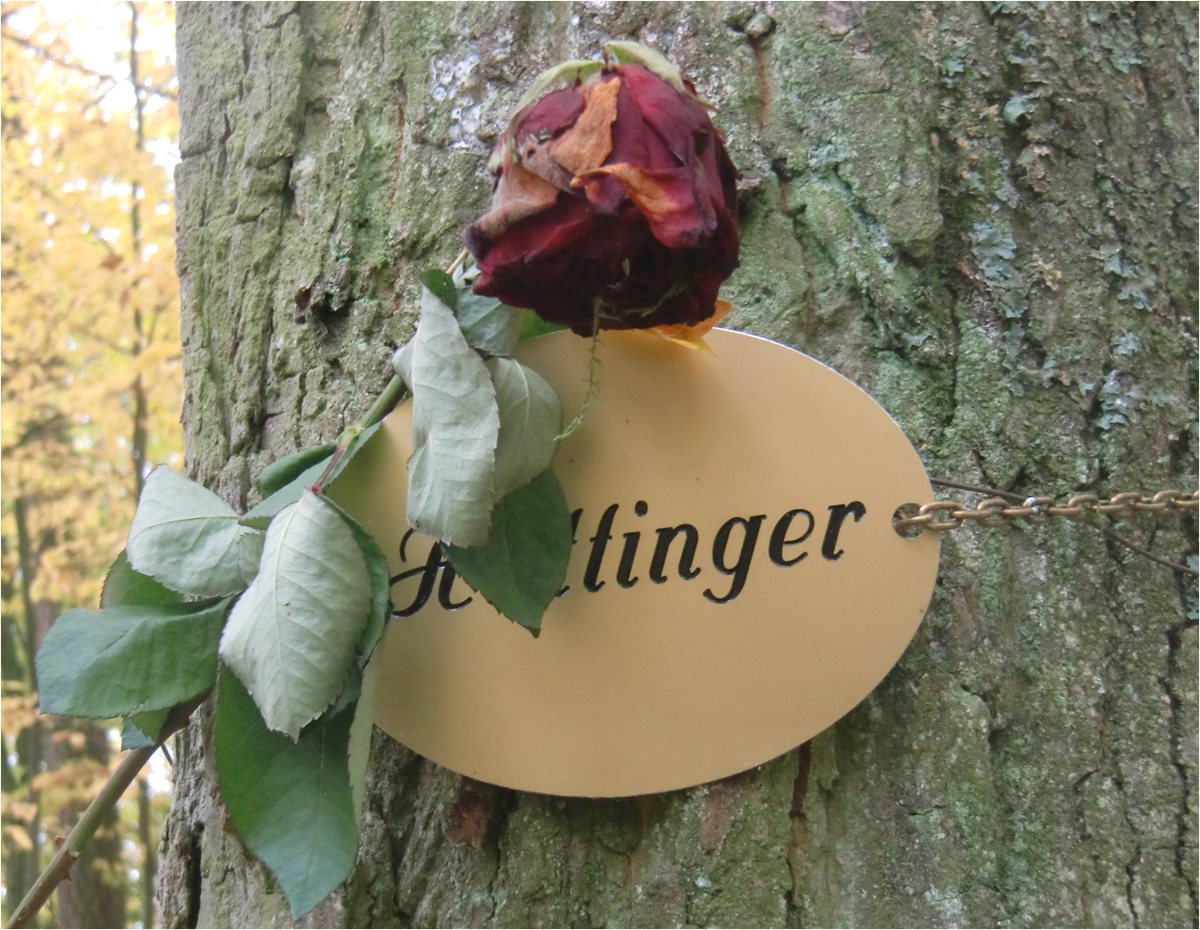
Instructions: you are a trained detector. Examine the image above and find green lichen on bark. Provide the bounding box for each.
[163,2,1197,927]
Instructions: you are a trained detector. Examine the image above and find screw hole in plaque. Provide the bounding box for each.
[892,503,925,539]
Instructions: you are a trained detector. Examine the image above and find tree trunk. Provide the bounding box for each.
[161,3,1197,927]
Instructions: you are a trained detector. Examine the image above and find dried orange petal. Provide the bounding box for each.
[551,77,621,176]
[473,161,561,240]
[649,299,731,351]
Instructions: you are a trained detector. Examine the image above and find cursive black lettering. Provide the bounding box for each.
[704,515,766,603]
[391,536,443,617]
[617,533,640,587]
[769,508,814,567]
[583,503,619,592]
[437,560,473,610]
[649,524,701,583]
[397,497,871,616]
[616,501,648,588]
[822,502,866,561]
[557,508,585,598]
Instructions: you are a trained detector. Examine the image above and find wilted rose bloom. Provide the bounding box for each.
[465,53,739,336]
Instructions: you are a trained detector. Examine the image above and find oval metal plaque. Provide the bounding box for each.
[333,328,939,796]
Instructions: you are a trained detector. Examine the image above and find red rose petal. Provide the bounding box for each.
[617,64,711,164]
[514,86,585,140]
[582,162,713,249]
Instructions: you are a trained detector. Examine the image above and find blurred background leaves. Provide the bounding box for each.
[2,2,181,926]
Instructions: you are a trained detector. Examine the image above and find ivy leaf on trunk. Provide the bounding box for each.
[219,490,372,739]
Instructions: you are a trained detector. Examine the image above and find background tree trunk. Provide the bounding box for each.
[161,3,1197,926]
[9,510,127,930]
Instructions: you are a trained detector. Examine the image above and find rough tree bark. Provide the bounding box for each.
[160,3,1197,927]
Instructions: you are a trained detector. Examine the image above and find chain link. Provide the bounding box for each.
[894,489,1199,533]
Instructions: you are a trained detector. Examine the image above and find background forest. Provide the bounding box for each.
[1,2,181,926]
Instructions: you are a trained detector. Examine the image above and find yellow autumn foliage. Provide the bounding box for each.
[2,4,181,920]
[2,0,181,619]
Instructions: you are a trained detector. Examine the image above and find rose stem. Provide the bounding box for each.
[446,248,469,276]
[5,745,158,929]
[556,307,603,441]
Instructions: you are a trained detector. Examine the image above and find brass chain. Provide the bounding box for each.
[894,488,1199,577]
[894,489,1199,532]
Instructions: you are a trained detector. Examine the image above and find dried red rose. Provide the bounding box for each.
[465,47,739,336]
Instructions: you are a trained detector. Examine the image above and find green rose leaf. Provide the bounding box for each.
[511,58,603,118]
[322,498,392,667]
[128,466,264,597]
[219,490,372,739]
[458,291,522,357]
[407,284,499,547]
[120,716,155,750]
[256,442,337,497]
[121,709,170,750]
[313,500,392,720]
[519,309,568,341]
[421,268,458,310]
[348,649,382,825]
[444,468,573,635]
[391,338,414,389]
[101,550,185,609]
[327,664,362,718]
[320,498,392,719]
[240,424,381,530]
[214,665,357,920]
[101,564,186,746]
[604,40,687,94]
[489,357,562,500]
[36,598,231,718]
[240,456,328,530]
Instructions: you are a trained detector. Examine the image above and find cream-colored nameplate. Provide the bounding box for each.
[333,329,940,796]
